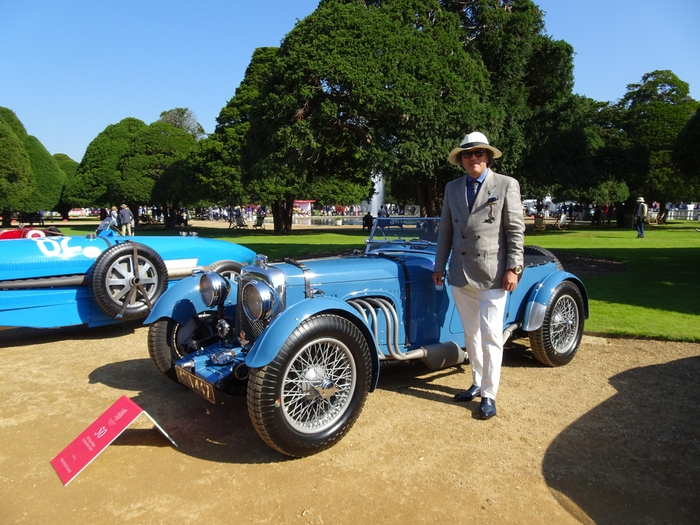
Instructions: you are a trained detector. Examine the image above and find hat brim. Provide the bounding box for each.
[448,144,502,165]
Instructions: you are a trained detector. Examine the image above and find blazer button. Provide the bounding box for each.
[461,252,466,255]
[477,253,481,257]
[477,235,481,239]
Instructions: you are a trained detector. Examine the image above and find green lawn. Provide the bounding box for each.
[57,219,700,342]
[524,221,700,341]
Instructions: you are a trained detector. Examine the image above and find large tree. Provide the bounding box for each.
[184,47,279,211]
[446,0,573,174]
[22,136,66,213]
[243,0,496,232]
[0,118,33,227]
[604,70,698,222]
[67,118,148,207]
[233,0,578,232]
[114,121,196,209]
[0,107,65,225]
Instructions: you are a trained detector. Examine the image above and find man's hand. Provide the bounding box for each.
[503,269,518,292]
[432,271,444,287]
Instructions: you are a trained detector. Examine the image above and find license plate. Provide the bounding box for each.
[175,366,216,404]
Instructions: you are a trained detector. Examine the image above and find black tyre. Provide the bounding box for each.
[207,260,243,279]
[247,314,371,458]
[147,312,219,381]
[524,245,563,270]
[529,281,584,366]
[91,242,168,321]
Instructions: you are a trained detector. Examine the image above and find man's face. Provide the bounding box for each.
[460,148,488,179]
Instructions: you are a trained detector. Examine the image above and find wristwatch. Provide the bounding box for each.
[509,265,523,275]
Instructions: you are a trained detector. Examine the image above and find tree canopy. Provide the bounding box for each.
[158,108,206,140]
[0,117,33,226]
[0,107,66,226]
[604,70,699,217]
[226,0,582,231]
[67,118,196,215]
[67,117,149,207]
[4,2,698,230]
[672,108,700,181]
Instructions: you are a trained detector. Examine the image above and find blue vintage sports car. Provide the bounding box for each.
[0,220,256,328]
[145,217,588,457]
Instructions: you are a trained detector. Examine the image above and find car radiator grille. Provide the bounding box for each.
[236,280,267,344]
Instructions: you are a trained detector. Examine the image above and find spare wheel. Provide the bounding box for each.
[91,242,168,321]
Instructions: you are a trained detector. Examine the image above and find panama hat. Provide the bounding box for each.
[448,131,502,165]
[636,197,645,203]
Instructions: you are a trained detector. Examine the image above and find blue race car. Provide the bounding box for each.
[0,221,255,328]
[145,217,588,457]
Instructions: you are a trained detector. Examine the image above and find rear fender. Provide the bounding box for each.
[522,272,589,331]
[144,274,237,325]
[245,297,381,391]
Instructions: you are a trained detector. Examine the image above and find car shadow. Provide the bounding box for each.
[372,338,540,419]
[542,356,700,524]
[88,358,290,464]
[0,322,143,348]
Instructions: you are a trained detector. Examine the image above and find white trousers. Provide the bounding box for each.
[451,284,507,400]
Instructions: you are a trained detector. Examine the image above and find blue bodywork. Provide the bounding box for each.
[147,217,588,400]
[0,228,255,328]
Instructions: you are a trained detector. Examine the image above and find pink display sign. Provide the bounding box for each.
[50,395,177,485]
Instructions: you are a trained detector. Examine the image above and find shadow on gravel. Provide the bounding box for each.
[542,356,700,524]
[87,358,287,465]
[372,337,542,419]
[0,322,141,348]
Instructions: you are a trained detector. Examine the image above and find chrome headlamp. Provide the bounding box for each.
[242,280,277,321]
[199,271,231,308]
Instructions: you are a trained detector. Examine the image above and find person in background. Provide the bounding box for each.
[109,206,119,229]
[432,131,525,420]
[118,204,134,236]
[635,197,648,238]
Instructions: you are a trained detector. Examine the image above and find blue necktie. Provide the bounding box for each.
[469,180,480,211]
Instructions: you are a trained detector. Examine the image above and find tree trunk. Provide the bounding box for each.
[414,178,442,217]
[614,202,627,228]
[271,198,294,234]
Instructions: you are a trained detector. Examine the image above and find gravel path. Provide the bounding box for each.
[1,324,698,524]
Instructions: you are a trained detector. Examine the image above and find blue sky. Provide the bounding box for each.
[1,0,698,163]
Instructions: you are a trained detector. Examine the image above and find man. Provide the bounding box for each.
[635,197,648,238]
[118,204,134,236]
[432,131,525,419]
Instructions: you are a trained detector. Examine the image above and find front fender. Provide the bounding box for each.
[144,274,238,325]
[245,297,381,381]
[522,271,588,331]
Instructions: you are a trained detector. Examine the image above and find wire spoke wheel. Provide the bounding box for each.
[548,295,579,353]
[529,281,585,367]
[248,314,371,457]
[281,337,356,434]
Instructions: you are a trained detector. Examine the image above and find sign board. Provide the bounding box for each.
[50,395,177,485]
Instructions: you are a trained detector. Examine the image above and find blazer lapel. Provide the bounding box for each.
[452,176,470,223]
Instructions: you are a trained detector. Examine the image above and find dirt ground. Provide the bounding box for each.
[1,323,699,525]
